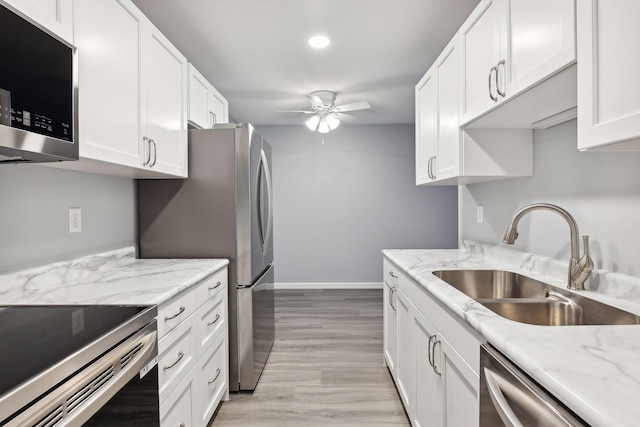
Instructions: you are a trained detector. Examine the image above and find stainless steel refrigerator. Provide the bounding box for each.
[137,123,275,391]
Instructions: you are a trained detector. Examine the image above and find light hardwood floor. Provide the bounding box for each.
[211,289,409,426]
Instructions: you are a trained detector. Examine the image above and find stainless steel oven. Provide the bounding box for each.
[0,305,159,426]
[480,344,587,427]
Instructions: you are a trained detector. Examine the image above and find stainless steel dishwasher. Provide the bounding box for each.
[480,344,588,427]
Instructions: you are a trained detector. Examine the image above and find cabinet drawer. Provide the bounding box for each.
[158,318,196,405]
[195,268,227,303]
[194,334,227,427]
[195,290,226,358]
[160,374,193,427]
[158,287,198,339]
[383,259,399,287]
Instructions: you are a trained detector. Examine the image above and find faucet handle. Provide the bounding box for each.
[571,235,594,290]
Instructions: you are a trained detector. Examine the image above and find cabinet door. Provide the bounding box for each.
[459,0,504,124]
[415,69,438,185]
[144,25,188,177]
[413,310,444,427]
[395,289,415,419]
[74,0,144,167]
[187,64,211,129]
[193,334,227,427]
[208,85,229,126]
[383,278,398,377]
[577,0,640,150]
[435,37,460,181]
[440,336,479,427]
[505,0,575,97]
[4,0,73,42]
[160,375,193,427]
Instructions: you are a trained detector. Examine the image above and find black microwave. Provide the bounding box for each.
[0,4,77,163]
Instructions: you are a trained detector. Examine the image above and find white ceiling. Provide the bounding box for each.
[132,0,479,126]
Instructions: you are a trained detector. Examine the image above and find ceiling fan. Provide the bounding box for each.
[281,90,371,133]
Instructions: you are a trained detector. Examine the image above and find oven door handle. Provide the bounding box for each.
[7,323,158,427]
[484,367,524,427]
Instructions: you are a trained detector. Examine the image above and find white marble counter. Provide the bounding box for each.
[383,241,640,427]
[0,247,229,306]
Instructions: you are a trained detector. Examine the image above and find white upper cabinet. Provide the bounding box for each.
[2,0,73,43]
[71,0,188,178]
[75,0,144,171]
[188,64,229,129]
[143,25,188,176]
[577,0,640,150]
[416,34,532,186]
[460,0,577,129]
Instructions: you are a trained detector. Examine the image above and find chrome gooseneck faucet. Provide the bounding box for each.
[502,203,594,291]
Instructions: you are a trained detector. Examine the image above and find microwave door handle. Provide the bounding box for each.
[484,368,524,427]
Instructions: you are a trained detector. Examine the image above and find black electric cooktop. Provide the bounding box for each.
[0,305,149,396]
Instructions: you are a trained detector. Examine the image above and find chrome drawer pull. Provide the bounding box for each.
[180,423,186,427]
[163,351,184,371]
[209,281,222,290]
[388,271,398,279]
[207,314,221,326]
[208,368,222,384]
[164,306,185,321]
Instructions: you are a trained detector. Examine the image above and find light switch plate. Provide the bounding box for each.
[69,208,82,233]
[477,206,484,224]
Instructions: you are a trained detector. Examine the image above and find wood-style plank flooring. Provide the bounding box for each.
[212,289,409,426]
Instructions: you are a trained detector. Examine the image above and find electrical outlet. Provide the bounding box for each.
[477,206,484,224]
[69,208,82,233]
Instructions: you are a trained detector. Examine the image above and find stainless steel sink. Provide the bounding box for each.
[433,270,550,299]
[433,270,640,326]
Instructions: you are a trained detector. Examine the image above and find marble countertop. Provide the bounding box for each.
[383,241,640,427]
[0,247,229,306]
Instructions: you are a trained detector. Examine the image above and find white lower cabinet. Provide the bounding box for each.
[383,260,399,378]
[158,267,229,427]
[384,258,482,427]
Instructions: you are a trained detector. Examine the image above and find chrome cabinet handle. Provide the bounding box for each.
[390,287,397,312]
[495,60,506,98]
[388,271,398,279]
[208,368,222,384]
[207,314,221,326]
[427,156,433,180]
[428,334,435,368]
[209,281,222,291]
[484,367,523,427]
[164,306,185,321]
[163,351,184,371]
[432,339,442,376]
[488,65,498,102]
[142,136,151,166]
[179,423,186,427]
[210,111,217,128]
[149,139,157,167]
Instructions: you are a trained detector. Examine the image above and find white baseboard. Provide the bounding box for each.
[273,282,383,290]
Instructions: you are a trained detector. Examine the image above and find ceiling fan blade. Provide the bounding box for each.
[334,112,356,122]
[277,110,316,114]
[333,101,371,112]
[307,94,325,108]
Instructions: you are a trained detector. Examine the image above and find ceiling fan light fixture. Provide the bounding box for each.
[326,114,340,130]
[308,35,330,49]
[317,118,331,134]
[305,115,320,131]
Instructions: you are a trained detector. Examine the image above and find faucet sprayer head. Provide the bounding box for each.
[502,227,519,244]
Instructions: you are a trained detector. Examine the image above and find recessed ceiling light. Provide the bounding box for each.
[308,35,330,49]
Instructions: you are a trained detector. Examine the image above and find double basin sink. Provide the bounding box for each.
[433,270,640,326]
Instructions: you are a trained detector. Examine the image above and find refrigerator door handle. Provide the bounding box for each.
[257,149,272,255]
[262,149,273,254]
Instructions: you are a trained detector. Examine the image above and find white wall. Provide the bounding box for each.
[0,165,136,273]
[460,120,640,276]
[257,124,459,284]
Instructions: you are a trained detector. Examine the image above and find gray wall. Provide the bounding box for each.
[461,119,640,276]
[0,165,136,273]
[257,124,459,283]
